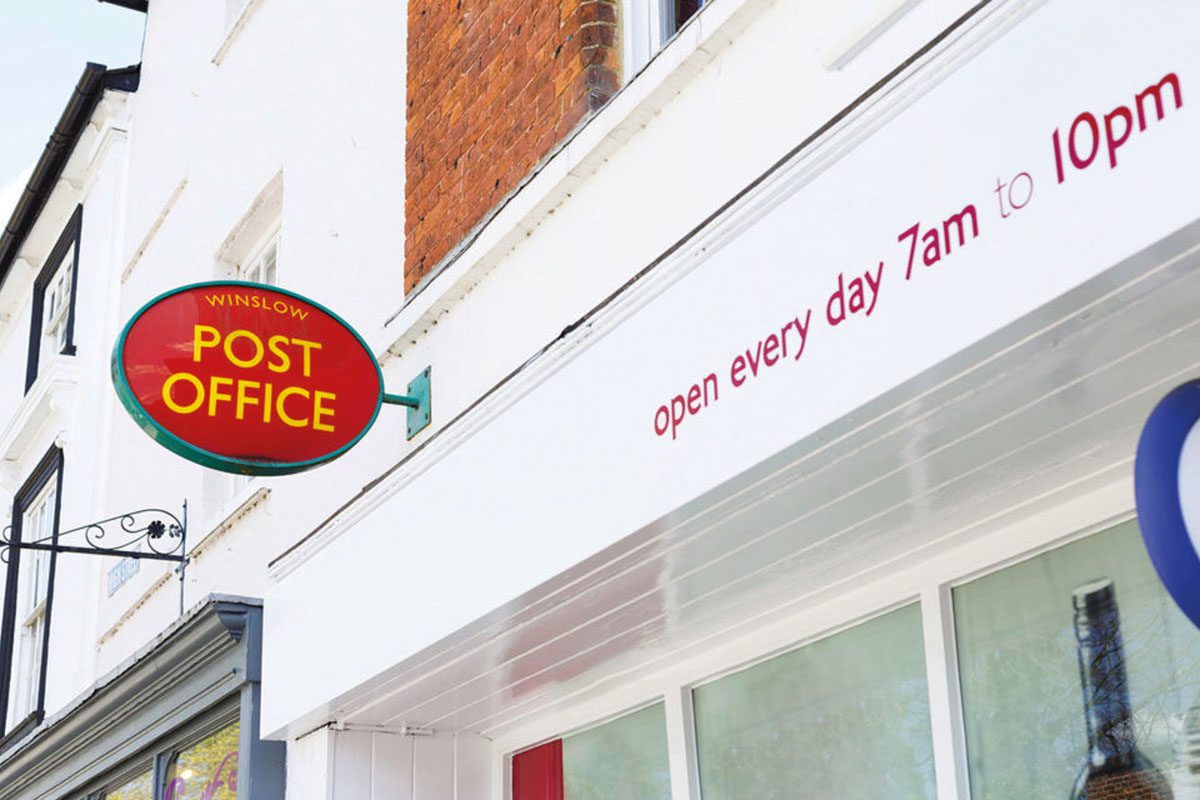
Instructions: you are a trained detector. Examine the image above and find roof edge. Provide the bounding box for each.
[98,0,148,13]
[0,62,141,290]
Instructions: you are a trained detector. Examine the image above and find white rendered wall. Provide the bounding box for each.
[0,103,131,724]
[93,0,411,675]
[7,0,1195,796]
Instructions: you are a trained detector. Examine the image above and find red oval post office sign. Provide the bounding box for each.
[112,281,382,475]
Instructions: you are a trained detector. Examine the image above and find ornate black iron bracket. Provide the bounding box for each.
[1,502,189,615]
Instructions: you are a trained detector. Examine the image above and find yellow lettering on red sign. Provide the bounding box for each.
[156,324,340,433]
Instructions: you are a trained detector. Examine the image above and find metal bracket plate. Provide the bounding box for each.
[405,366,432,440]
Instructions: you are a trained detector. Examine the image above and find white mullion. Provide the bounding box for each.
[648,0,667,53]
[921,584,971,800]
[662,681,700,800]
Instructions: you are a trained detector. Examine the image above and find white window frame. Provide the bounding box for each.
[624,0,706,79]
[27,206,81,392]
[7,482,55,731]
[43,257,74,356]
[235,225,280,287]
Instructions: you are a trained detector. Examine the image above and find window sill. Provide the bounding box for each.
[0,711,43,757]
[0,358,77,466]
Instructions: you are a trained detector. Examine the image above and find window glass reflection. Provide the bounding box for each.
[955,521,1200,798]
[163,721,239,800]
[104,770,152,800]
[563,702,671,800]
[693,603,935,799]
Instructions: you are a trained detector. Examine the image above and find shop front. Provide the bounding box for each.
[262,0,1200,797]
[0,597,284,799]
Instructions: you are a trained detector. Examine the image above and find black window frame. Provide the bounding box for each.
[25,205,82,392]
[0,445,64,742]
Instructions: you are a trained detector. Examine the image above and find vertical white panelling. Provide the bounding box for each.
[286,727,334,800]
[922,585,971,800]
[663,685,699,800]
[333,730,375,799]
[371,733,415,800]
[454,734,492,800]
[413,735,455,800]
[489,738,509,800]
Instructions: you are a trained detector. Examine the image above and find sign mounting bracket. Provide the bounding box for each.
[2,501,190,617]
[382,366,432,440]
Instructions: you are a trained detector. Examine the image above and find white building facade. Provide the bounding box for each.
[0,0,1198,798]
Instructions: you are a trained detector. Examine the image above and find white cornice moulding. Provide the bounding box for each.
[0,358,79,465]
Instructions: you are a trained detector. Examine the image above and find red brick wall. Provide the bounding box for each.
[405,0,621,292]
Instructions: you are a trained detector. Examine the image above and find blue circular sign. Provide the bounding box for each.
[1135,379,1200,629]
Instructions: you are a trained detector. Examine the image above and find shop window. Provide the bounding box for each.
[625,0,708,78]
[102,769,153,800]
[0,446,63,738]
[164,721,240,799]
[954,520,1200,799]
[26,205,82,391]
[692,603,935,799]
[512,703,671,800]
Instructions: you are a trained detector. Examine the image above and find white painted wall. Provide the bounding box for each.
[0,96,131,727]
[96,0,412,674]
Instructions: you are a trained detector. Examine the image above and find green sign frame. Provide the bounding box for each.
[111,280,385,476]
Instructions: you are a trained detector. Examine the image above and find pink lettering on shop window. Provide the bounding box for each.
[163,750,238,800]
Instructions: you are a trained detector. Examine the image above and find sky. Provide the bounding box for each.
[0,1,145,222]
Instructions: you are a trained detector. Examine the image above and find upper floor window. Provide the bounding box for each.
[7,484,54,731]
[216,172,282,287]
[25,206,82,391]
[43,260,73,356]
[625,0,708,77]
[0,446,63,738]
